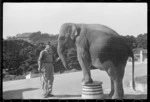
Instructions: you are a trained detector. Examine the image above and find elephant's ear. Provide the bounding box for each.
[70,24,80,40]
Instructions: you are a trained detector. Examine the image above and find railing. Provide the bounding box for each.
[128,50,147,64]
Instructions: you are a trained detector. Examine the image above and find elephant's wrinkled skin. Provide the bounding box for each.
[57,23,135,99]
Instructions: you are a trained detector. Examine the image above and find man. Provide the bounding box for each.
[38,42,59,98]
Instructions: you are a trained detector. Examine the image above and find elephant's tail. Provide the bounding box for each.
[130,51,136,91]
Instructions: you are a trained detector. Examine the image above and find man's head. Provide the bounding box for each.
[47,42,51,46]
[45,42,52,52]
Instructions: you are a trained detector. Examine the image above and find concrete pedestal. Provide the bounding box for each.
[82,81,103,99]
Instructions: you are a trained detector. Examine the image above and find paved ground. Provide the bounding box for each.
[3,63,147,99]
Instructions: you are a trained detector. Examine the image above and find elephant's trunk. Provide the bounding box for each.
[57,40,68,69]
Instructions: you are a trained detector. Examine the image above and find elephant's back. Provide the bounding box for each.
[90,36,130,65]
[90,36,127,52]
[101,36,129,53]
[84,24,119,36]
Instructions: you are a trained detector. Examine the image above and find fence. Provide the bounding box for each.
[128,50,147,64]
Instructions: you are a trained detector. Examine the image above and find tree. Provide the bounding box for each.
[6,36,17,40]
[136,33,147,49]
[67,48,81,70]
[29,31,42,44]
[29,31,59,45]
[120,35,137,49]
[3,40,35,75]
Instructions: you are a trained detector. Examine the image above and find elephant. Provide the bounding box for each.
[57,23,135,99]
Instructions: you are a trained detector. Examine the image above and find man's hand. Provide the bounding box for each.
[38,67,41,72]
[55,57,60,62]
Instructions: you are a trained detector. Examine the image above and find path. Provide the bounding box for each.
[3,63,147,99]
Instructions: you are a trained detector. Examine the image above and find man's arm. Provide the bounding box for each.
[38,51,44,72]
[55,57,60,62]
[52,52,60,63]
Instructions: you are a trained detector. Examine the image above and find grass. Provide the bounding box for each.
[3,75,25,82]
[135,75,147,84]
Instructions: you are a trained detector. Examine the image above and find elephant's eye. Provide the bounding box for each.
[65,33,70,37]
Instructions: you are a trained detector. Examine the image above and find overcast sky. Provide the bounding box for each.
[3,3,147,39]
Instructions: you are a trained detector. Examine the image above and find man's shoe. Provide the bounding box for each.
[42,94,49,98]
[48,94,54,97]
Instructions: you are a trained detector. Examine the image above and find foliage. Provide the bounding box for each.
[6,36,17,40]
[29,31,59,45]
[18,42,46,75]
[136,33,147,49]
[120,33,147,50]
[3,75,25,82]
[3,38,65,78]
[67,48,81,70]
[3,40,34,75]
[120,35,137,49]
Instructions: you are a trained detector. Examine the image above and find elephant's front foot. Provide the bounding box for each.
[112,92,124,99]
[82,78,93,84]
[111,89,124,99]
[112,95,124,99]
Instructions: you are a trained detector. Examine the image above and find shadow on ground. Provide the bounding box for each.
[124,94,147,99]
[53,94,82,98]
[3,88,38,99]
[103,94,147,99]
[49,94,147,99]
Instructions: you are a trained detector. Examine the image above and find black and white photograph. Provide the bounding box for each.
[2,3,147,99]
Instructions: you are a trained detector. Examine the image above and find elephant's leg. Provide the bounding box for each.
[109,78,114,97]
[106,62,125,99]
[112,79,124,99]
[112,65,125,99]
[104,61,115,98]
[77,47,93,84]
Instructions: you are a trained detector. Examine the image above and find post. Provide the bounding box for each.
[140,50,143,64]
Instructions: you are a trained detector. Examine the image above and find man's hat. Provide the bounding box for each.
[47,41,51,45]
